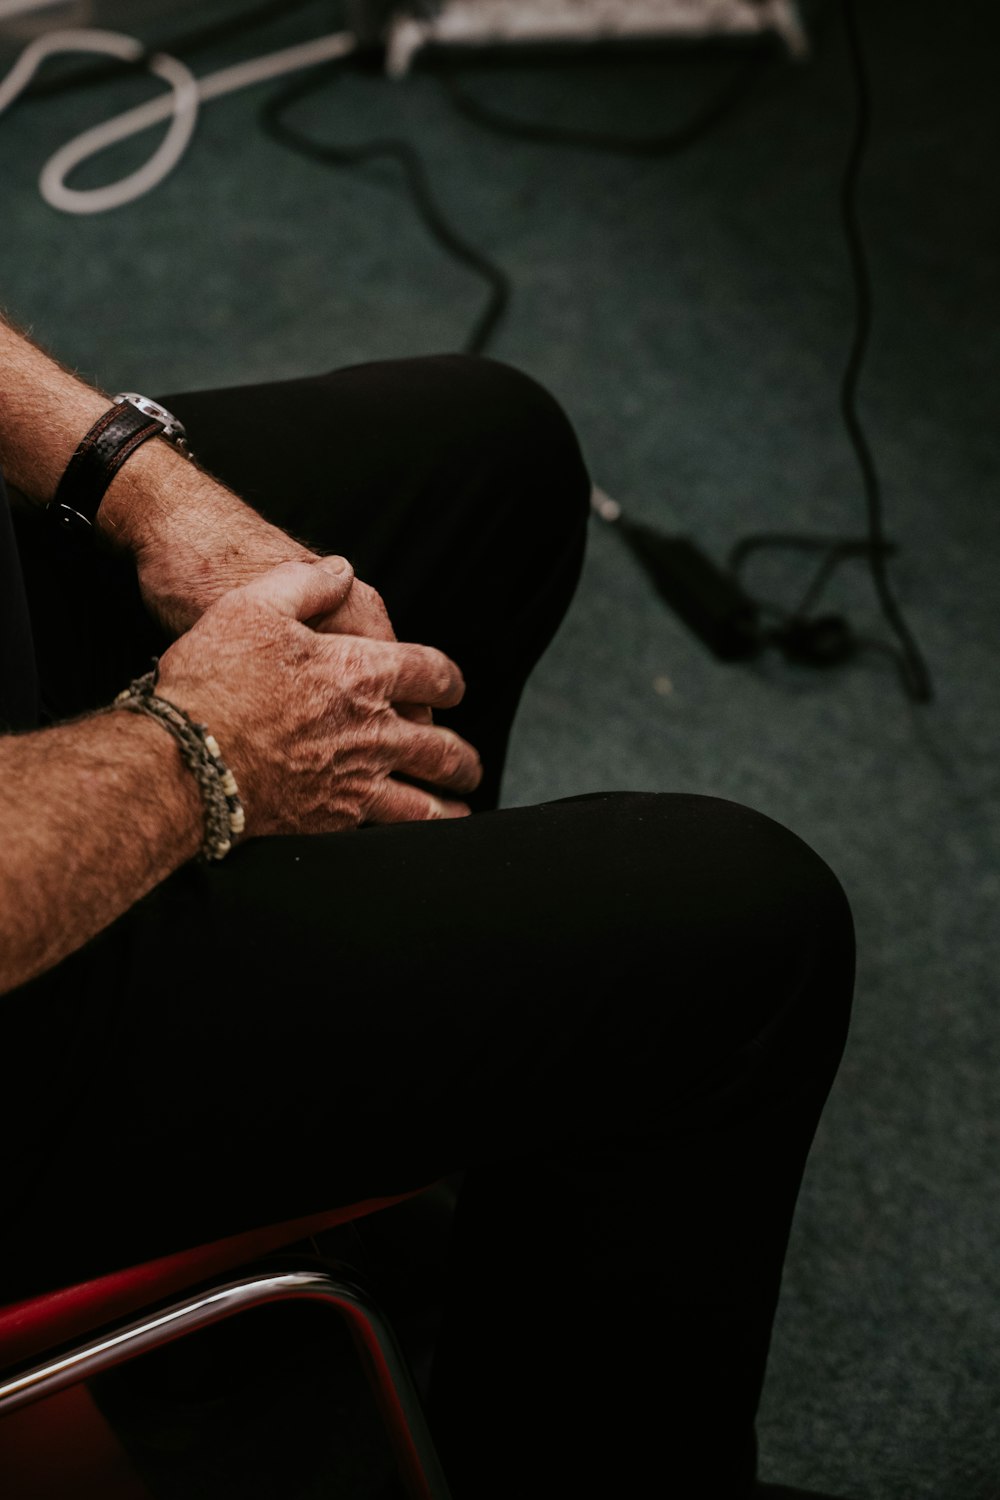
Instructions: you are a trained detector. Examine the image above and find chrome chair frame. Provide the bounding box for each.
[0,1265,452,1500]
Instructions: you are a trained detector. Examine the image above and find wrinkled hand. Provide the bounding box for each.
[134,522,434,725]
[305,569,392,642]
[153,557,480,836]
[306,570,434,725]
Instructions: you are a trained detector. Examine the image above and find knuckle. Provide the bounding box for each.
[432,654,460,699]
[334,638,376,688]
[437,734,464,779]
[335,637,365,672]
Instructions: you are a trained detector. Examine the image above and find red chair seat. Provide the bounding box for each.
[0,1190,425,1372]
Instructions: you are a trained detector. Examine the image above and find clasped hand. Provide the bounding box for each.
[304,566,435,726]
[149,553,483,837]
[134,530,434,725]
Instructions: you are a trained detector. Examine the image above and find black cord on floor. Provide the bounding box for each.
[437,45,766,157]
[834,0,933,702]
[258,57,510,357]
[257,42,772,356]
[429,11,934,703]
[720,0,932,702]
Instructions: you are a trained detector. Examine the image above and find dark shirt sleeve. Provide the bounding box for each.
[0,466,41,734]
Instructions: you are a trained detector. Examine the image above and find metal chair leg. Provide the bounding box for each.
[0,1268,452,1500]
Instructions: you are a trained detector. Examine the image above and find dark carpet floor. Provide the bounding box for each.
[1,1,998,1496]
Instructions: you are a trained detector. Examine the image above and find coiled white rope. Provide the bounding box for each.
[0,25,357,214]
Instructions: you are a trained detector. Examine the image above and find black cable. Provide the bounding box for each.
[835,0,933,702]
[256,40,777,357]
[727,534,897,617]
[427,7,934,703]
[722,0,933,701]
[258,58,510,356]
[433,3,932,702]
[437,46,766,158]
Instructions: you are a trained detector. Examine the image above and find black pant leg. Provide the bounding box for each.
[3,790,854,1499]
[3,359,855,1496]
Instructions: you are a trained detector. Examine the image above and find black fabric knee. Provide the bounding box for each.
[1,786,855,1500]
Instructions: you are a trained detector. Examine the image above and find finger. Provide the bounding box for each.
[395,722,483,796]
[239,556,355,622]
[310,593,397,644]
[331,637,467,711]
[363,777,471,826]
[395,703,434,725]
[391,643,466,710]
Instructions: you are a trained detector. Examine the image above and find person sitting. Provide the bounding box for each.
[0,309,855,1499]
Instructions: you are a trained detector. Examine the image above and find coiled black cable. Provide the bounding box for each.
[719,0,933,702]
[258,57,510,357]
[257,38,769,356]
[437,45,764,158]
[426,6,934,703]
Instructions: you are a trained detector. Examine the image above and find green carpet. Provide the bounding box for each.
[2,2,998,1496]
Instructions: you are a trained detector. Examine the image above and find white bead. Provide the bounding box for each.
[230,807,246,834]
[221,770,238,797]
[204,734,221,758]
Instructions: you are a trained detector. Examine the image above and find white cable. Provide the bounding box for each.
[0,28,198,213]
[0,26,357,214]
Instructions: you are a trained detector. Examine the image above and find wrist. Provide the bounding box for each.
[110,704,205,867]
[99,439,314,631]
[94,428,196,554]
[111,667,246,863]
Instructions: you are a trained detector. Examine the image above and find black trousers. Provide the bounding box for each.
[3,354,855,1498]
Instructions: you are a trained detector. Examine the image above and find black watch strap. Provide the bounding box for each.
[51,400,170,536]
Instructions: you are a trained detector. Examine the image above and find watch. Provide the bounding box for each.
[113,393,191,456]
[51,392,193,537]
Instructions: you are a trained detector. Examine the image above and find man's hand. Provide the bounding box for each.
[154,557,479,837]
[304,571,432,719]
[129,477,434,725]
[131,512,381,639]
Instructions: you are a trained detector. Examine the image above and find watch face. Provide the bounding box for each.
[115,393,188,447]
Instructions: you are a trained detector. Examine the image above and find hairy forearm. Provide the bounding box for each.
[0,309,312,627]
[0,710,203,997]
[0,310,110,503]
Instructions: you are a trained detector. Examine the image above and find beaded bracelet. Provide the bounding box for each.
[107,659,245,863]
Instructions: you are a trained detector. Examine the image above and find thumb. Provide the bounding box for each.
[240,556,355,622]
